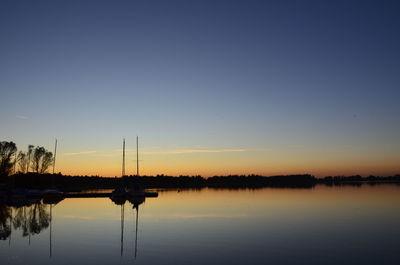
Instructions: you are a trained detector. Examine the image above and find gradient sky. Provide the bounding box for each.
[1,0,399,177]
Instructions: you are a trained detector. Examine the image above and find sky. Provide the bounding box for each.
[1,0,399,177]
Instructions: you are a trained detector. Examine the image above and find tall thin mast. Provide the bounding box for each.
[122,138,126,177]
[53,139,57,174]
[136,136,139,177]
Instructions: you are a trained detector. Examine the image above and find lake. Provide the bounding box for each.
[1,185,399,265]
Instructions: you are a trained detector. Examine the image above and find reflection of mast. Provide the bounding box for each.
[134,204,139,259]
[49,204,52,258]
[111,191,154,259]
[120,203,125,256]
[128,193,146,259]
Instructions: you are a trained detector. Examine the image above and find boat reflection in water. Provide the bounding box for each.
[0,188,157,259]
[110,188,158,258]
[0,189,64,257]
[2,186,400,265]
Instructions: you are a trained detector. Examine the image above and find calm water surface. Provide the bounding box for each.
[1,185,399,265]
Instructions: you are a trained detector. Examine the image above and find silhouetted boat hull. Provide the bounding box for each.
[43,196,64,205]
[127,189,158,197]
[111,197,126,205]
[127,195,145,207]
[110,188,158,205]
[42,189,64,204]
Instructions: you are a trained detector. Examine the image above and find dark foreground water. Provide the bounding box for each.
[1,185,399,265]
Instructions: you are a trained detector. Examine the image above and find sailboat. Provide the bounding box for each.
[111,137,158,200]
[111,138,127,201]
[127,136,158,197]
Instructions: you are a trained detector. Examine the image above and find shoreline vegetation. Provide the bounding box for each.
[1,173,399,191]
[1,141,399,191]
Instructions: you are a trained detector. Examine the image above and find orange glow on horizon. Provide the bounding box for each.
[54,145,400,177]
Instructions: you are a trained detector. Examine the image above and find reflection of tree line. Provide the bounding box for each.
[1,195,146,259]
[0,201,50,241]
[0,204,11,240]
[0,196,145,258]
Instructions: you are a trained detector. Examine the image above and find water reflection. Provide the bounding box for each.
[1,191,150,259]
[0,203,11,240]
[1,201,51,241]
[1,186,400,265]
[0,195,59,259]
[110,193,145,258]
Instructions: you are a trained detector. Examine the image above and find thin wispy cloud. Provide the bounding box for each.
[63,148,247,157]
[63,150,98,156]
[16,115,29,120]
[142,213,248,220]
[143,149,247,155]
[113,148,136,153]
[95,153,118,158]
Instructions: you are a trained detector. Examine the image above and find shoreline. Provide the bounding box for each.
[1,173,399,192]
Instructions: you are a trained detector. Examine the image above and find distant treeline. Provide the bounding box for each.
[2,141,400,190]
[1,173,399,191]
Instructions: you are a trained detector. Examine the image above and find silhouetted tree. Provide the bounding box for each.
[31,146,53,174]
[26,145,34,173]
[0,141,17,177]
[17,151,28,173]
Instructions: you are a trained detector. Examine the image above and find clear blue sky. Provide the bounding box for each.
[1,0,399,176]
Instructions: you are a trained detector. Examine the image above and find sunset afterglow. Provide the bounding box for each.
[1,1,399,177]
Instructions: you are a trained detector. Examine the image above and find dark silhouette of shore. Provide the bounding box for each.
[2,141,399,190]
[1,173,399,192]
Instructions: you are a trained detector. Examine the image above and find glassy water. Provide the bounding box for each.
[1,185,399,265]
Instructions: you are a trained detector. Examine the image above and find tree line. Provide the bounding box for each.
[0,141,53,177]
[8,173,399,191]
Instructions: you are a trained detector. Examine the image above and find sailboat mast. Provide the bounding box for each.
[53,139,57,174]
[122,138,126,177]
[136,136,139,177]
